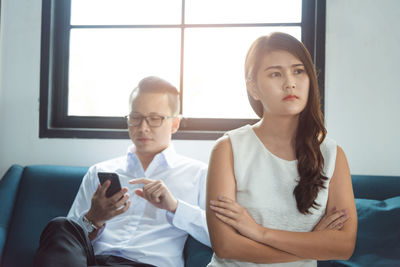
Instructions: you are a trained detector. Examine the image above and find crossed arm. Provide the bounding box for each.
[206,136,357,263]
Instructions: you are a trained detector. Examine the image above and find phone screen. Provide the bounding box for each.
[97,172,122,198]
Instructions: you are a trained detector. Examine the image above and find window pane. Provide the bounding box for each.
[68,29,181,116]
[183,27,301,119]
[185,0,302,24]
[71,0,182,25]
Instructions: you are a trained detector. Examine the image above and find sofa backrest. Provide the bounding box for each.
[0,165,88,267]
[352,174,400,200]
[1,165,399,267]
[321,174,400,267]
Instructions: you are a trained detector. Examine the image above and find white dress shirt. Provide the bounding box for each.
[67,144,210,267]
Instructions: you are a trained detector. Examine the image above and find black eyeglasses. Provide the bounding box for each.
[125,114,175,128]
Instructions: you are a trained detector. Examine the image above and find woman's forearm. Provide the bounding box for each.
[260,227,356,260]
[211,228,303,264]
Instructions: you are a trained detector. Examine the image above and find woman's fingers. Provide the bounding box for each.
[217,195,234,203]
[210,204,237,218]
[215,212,236,227]
[321,210,348,230]
[323,210,346,227]
[313,208,349,231]
[210,199,237,210]
[328,212,349,229]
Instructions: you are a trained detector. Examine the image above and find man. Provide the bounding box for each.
[34,76,210,267]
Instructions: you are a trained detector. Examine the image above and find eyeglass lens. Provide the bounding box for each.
[128,115,163,127]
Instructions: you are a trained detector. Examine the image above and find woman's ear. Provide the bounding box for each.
[171,116,181,134]
[246,80,260,101]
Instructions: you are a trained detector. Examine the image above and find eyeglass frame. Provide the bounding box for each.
[125,114,176,128]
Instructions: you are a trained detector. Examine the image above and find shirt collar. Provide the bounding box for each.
[160,144,179,167]
[126,143,179,171]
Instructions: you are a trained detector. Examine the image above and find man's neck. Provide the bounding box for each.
[136,145,170,171]
[136,153,156,171]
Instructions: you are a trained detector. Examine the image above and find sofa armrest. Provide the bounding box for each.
[0,165,24,259]
[1,165,87,267]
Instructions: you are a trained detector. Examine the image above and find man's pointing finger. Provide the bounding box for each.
[129,178,153,185]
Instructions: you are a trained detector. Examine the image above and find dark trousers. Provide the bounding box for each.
[34,217,156,267]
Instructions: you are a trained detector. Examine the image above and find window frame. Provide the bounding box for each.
[39,0,326,140]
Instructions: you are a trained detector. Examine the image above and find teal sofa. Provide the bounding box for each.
[1,165,399,267]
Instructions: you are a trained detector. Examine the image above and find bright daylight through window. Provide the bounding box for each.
[40,0,324,139]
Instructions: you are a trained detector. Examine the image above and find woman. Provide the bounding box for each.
[206,32,357,266]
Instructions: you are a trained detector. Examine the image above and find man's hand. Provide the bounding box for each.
[130,178,178,213]
[86,180,131,228]
[313,207,349,231]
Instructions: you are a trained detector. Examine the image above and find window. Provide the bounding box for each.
[40,0,326,139]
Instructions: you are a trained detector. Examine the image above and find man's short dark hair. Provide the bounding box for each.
[129,76,180,115]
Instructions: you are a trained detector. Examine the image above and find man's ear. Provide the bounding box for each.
[171,116,181,134]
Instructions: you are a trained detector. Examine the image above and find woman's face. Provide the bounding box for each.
[249,50,310,117]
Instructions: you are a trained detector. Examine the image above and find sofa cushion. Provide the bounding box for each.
[184,235,213,267]
[333,196,400,266]
[1,165,87,267]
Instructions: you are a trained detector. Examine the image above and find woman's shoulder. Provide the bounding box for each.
[211,126,254,164]
[321,136,339,178]
[211,124,253,152]
[212,135,232,155]
[225,124,252,138]
[208,134,235,173]
[321,136,337,152]
[224,124,255,149]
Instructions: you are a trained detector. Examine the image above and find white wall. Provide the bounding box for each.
[325,0,400,175]
[1,0,399,177]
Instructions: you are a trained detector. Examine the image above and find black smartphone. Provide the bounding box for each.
[97,172,122,198]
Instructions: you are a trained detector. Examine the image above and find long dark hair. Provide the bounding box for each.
[244,32,327,214]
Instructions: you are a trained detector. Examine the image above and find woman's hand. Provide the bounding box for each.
[313,207,349,231]
[210,195,265,243]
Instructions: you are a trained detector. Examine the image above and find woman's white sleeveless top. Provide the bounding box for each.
[207,125,337,267]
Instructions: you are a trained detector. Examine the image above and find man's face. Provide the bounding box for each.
[128,92,179,158]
